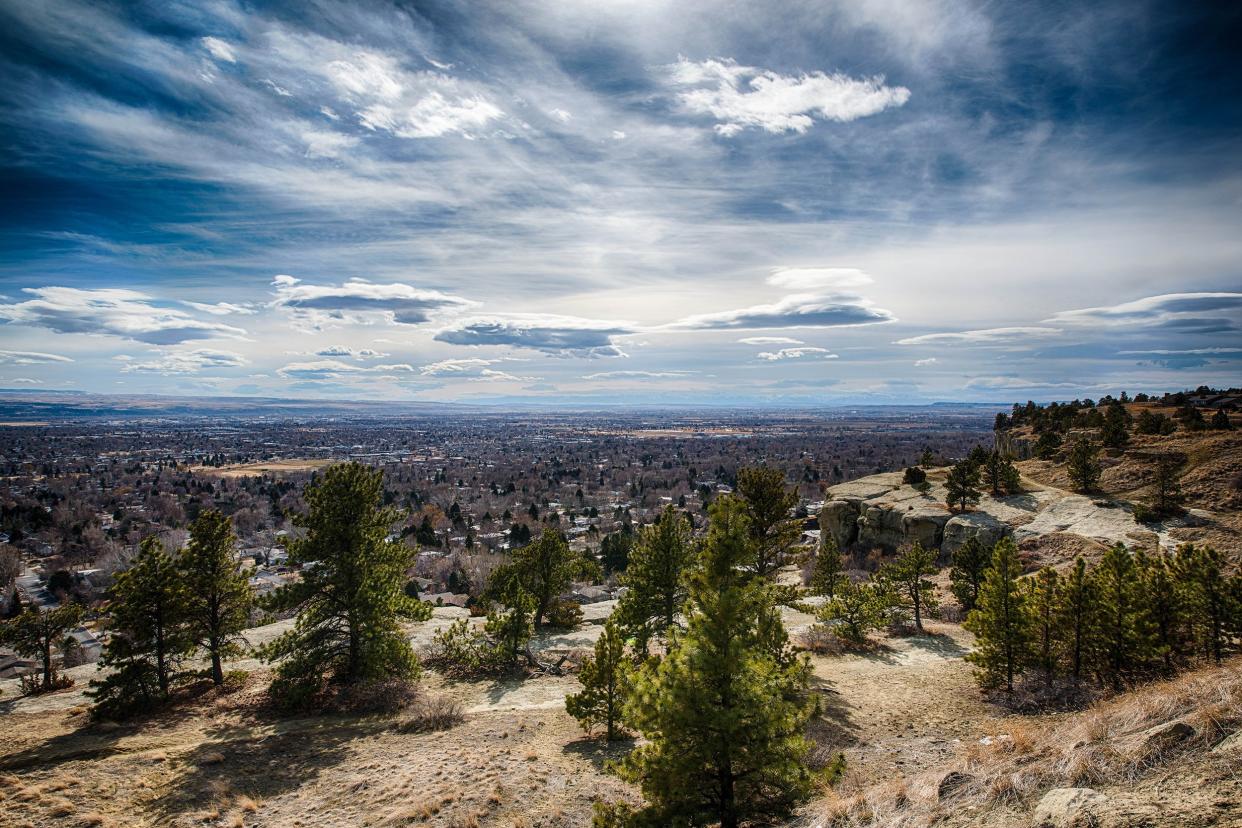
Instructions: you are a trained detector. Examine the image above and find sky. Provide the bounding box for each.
[0,0,1240,406]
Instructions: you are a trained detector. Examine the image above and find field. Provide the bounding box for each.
[191,459,337,478]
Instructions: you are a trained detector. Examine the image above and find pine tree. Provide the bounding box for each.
[1148,454,1184,517]
[1210,408,1233,430]
[945,459,981,513]
[1066,438,1101,493]
[1139,552,1183,672]
[964,537,1030,693]
[817,578,888,645]
[735,466,802,578]
[1027,567,1059,687]
[260,463,430,708]
[616,497,815,828]
[614,506,692,653]
[879,541,939,633]
[566,619,631,740]
[90,536,193,718]
[949,537,990,612]
[983,450,1022,496]
[179,510,254,686]
[1180,544,1236,664]
[1,602,84,692]
[489,526,597,627]
[1101,403,1130,449]
[808,531,845,600]
[485,588,535,667]
[1055,557,1095,686]
[1091,543,1153,689]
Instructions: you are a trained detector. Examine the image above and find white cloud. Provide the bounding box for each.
[765,267,874,291]
[895,327,1061,345]
[964,376,1085,391]
[0,350,74,365]
[549,108,572,123]
[302,129,359,158]
[434,314,634,357]
[1046,292,1242,330]
[271,276,475,328]
[737,336,803,345]
[756,347,838,361]
[666,57,910,136]
[200,37,237,64]
[0,286,247,344]
[672,293,895,330]
[315,345,390,359]
[276,359,415,380]
[1117,347,1242,355]
[914,357,938,367]
[419,357,501,376]
[119,348,249,375]
[582,370,696,379]
[183,301,257,316]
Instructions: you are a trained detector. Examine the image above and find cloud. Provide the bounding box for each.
[1046,292,1242,329]
[1117,347,1242,355]
[914,357,938,367]
[118,348,249,374]
[895,326,1061,345]
[315,345,390,359]
[665,57,910,136]
[201,37,237,64]
[272,276,475,328]
[0,287,247,344]
[183,301,257,316]
[418,357,534,379]
[672,293,894,330]
[434,314,634,357]
[582,370,696,379]
[301,129,360,159]
[756,347,838,361]
[0,350,74,365]
[765,267,874,291]
[738,336,803,345]
[964,376,1086,391]
[276,359,415,380]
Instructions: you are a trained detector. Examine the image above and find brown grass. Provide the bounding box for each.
[818,660,1242,827]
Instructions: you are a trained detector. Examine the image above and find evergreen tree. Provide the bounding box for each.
[1101,403,1130,449]
[1210,408,1233,430]
[919,448,936,467]
[1027,567,1059,687]
[964,537,1029,693]
[566,619,631,740]
[1066,438,1101,493]
[90,537,193,717]
[808,532,845,600]
[1180,544,1236,664]
[1091,543,1153,689]
[945,459,981,513]
[983,450,1021,496]
[0,602,84,692]
[878,541,938,633]
[615,497,815,828]
[817,578,888,645]
[949,537,990,612]
[1055,557,1095,686]
[735,466,802,578]
[485,588,535,667]
[260,463,430,708]
[1148,454,1184,517]
[600,527,635,574]
[1139,552,1183,672]
[489,526,596,627]
[614,507,692,653]
[179,510,254,686]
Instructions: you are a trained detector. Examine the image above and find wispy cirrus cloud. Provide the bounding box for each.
[0,350,74,365]
[895,327,1061,345]
[0,287,247,345]
[582,370,696,380]
[737,336,803,345]
[665,57,910,136]
[765,267,874,291]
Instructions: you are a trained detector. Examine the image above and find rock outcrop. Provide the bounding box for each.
[1031,787,1109,828]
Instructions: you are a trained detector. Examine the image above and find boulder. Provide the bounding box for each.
[1134,720,1196,761]
[943,511,1012,559]
[819,500,861,549]
[1031,787,1108,828]
[1212,730,1242,755]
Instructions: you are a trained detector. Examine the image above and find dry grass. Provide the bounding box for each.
[818,660,1242,827]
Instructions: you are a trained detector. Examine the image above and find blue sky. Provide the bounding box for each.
[0,0,1239,405]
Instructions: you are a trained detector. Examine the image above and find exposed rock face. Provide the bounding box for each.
[1031,787,1109,828]
[943,511,1011,557]
[995,428,1033,460]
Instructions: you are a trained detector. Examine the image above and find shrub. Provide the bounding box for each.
[901,466,926,485]
[544,598,584,629]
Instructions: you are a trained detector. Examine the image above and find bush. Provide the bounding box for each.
[544,598,584,629]
[395,693,464,733]
[325,677,420,716]
[902,466,927,485]
[1132,502,1159,524]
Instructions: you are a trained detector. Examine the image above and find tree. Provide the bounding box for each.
[1,602,84,692]
[179,510,254,686]
[817,578,889,645]
[878,542,938,633]
[1148,454,1184,517]
[489,526,596,627]
[1027,567,1059,687]
[1091,543,1153,689]
[1101,403,1130,449]
[615,497,815,828]
[90,536,193,717]
[566,620,631,740]
[902,466,926,486]
[614,507,692,652]
[1140,552,1183,672]
[485,588,535,667]
[964,537,1029,693]
[600,528,635,575]
[1055,557,1095,686]
[808,532,845,600]
[260,463,430,708]
[919,448,936,467]
[949,537,990,613]
[945,459,981,513]
[1066,438,1101,493]
[1179,544,1237,664]
[735,466,802,578]
[1210,408,1233,430]
[982,450,1021,496]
